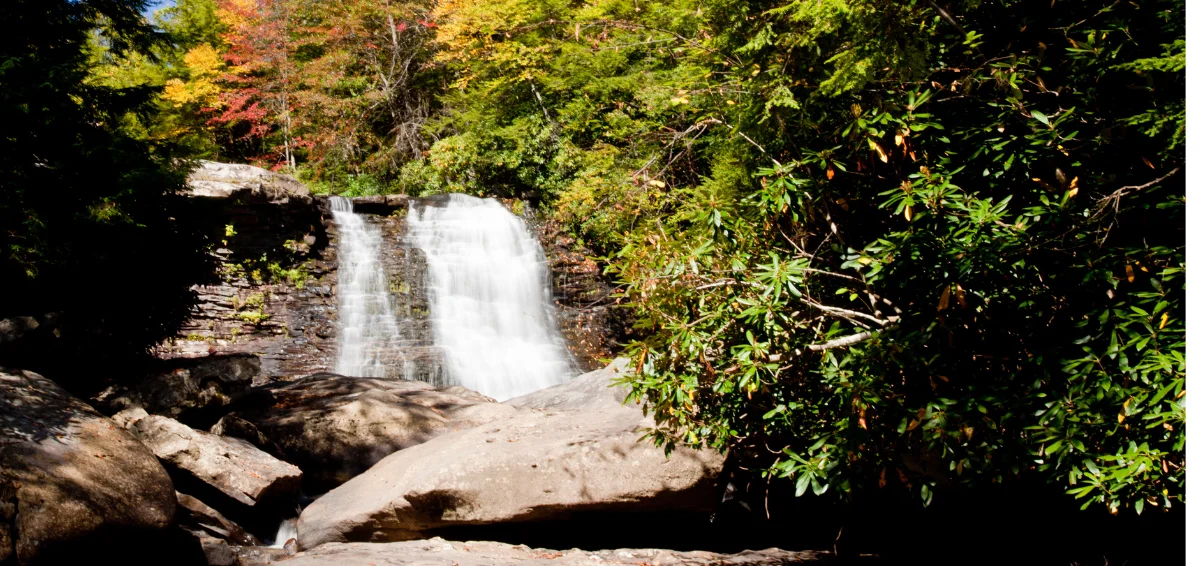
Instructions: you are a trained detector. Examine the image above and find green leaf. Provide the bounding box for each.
[1030,110,1050,126]
[1045,440,1065,455]
[795,473,811,497]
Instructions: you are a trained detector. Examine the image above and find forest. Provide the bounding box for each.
[0,0,1186,561]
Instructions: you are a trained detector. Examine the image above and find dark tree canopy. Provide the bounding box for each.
[0,0,213,378]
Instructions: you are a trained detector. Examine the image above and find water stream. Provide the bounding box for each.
[407,194,576,400]
[329,196,402,377]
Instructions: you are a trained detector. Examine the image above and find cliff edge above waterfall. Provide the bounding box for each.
[187,161,312,204]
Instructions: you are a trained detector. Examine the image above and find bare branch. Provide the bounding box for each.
[799,297,890,327]
[806,331,876,352]
[924,0,969,37]
[1093,167,1181,219]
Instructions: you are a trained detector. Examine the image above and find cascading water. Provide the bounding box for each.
[270,518,298,548]
[330,196,402,377]
[407,194,576,401]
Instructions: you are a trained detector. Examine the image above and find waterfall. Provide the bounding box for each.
[407,194,576,401]
[270,518,297,548]
[330,196,401,377]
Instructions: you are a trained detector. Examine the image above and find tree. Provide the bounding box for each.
[0,0,213,384]
[420,0,1185,516]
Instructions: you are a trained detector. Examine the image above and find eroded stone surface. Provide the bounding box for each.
[186,161,310,203]
[297,360,726,548]
[94,354,261,422]
[272,538,829,566]
[224,374,518,490]
[0,368,176,564]
[128,414,302,508]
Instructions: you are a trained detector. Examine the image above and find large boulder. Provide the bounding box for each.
[93,354,261,425]
[297,360,726,548]
[125,413,302,511]
[186,160,310,204]
[275,538,829,566]
[0,368,178,564]
[221,374,519,490]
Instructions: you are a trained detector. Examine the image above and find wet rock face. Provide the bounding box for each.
[156,165,618,386]
[154,181,437,384]
[155,167,337,381]
[530,214,628,371]
[0,368,177,565]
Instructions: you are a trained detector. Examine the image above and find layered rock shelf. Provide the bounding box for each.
[154,162,623,386]
[260,538,831,565]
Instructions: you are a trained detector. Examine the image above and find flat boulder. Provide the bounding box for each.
[277,538,829,566]
[127,413,301,510]
[0,368,177,564]
[297,360,726,548]
[186,160,309,204]
[223,374,519,490]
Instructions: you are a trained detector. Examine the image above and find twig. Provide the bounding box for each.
[1093,167,1181,218]
[924,0,969,37]
[806,330,876,352]
[798,297,890,327]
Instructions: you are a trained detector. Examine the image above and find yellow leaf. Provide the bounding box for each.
[938,285,951,311]
[1126,265,1135,283]
[857,257,872,265]
[826,167,835,180]
[868,139,888,163]
[904,205,913,221]
[1159,312,1168,329]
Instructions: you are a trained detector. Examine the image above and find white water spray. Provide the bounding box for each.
[330,196,401,377]
[270,518,297,548]
[407,194,575,400]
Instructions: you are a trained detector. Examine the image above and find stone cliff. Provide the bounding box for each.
[154,163,620,383]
